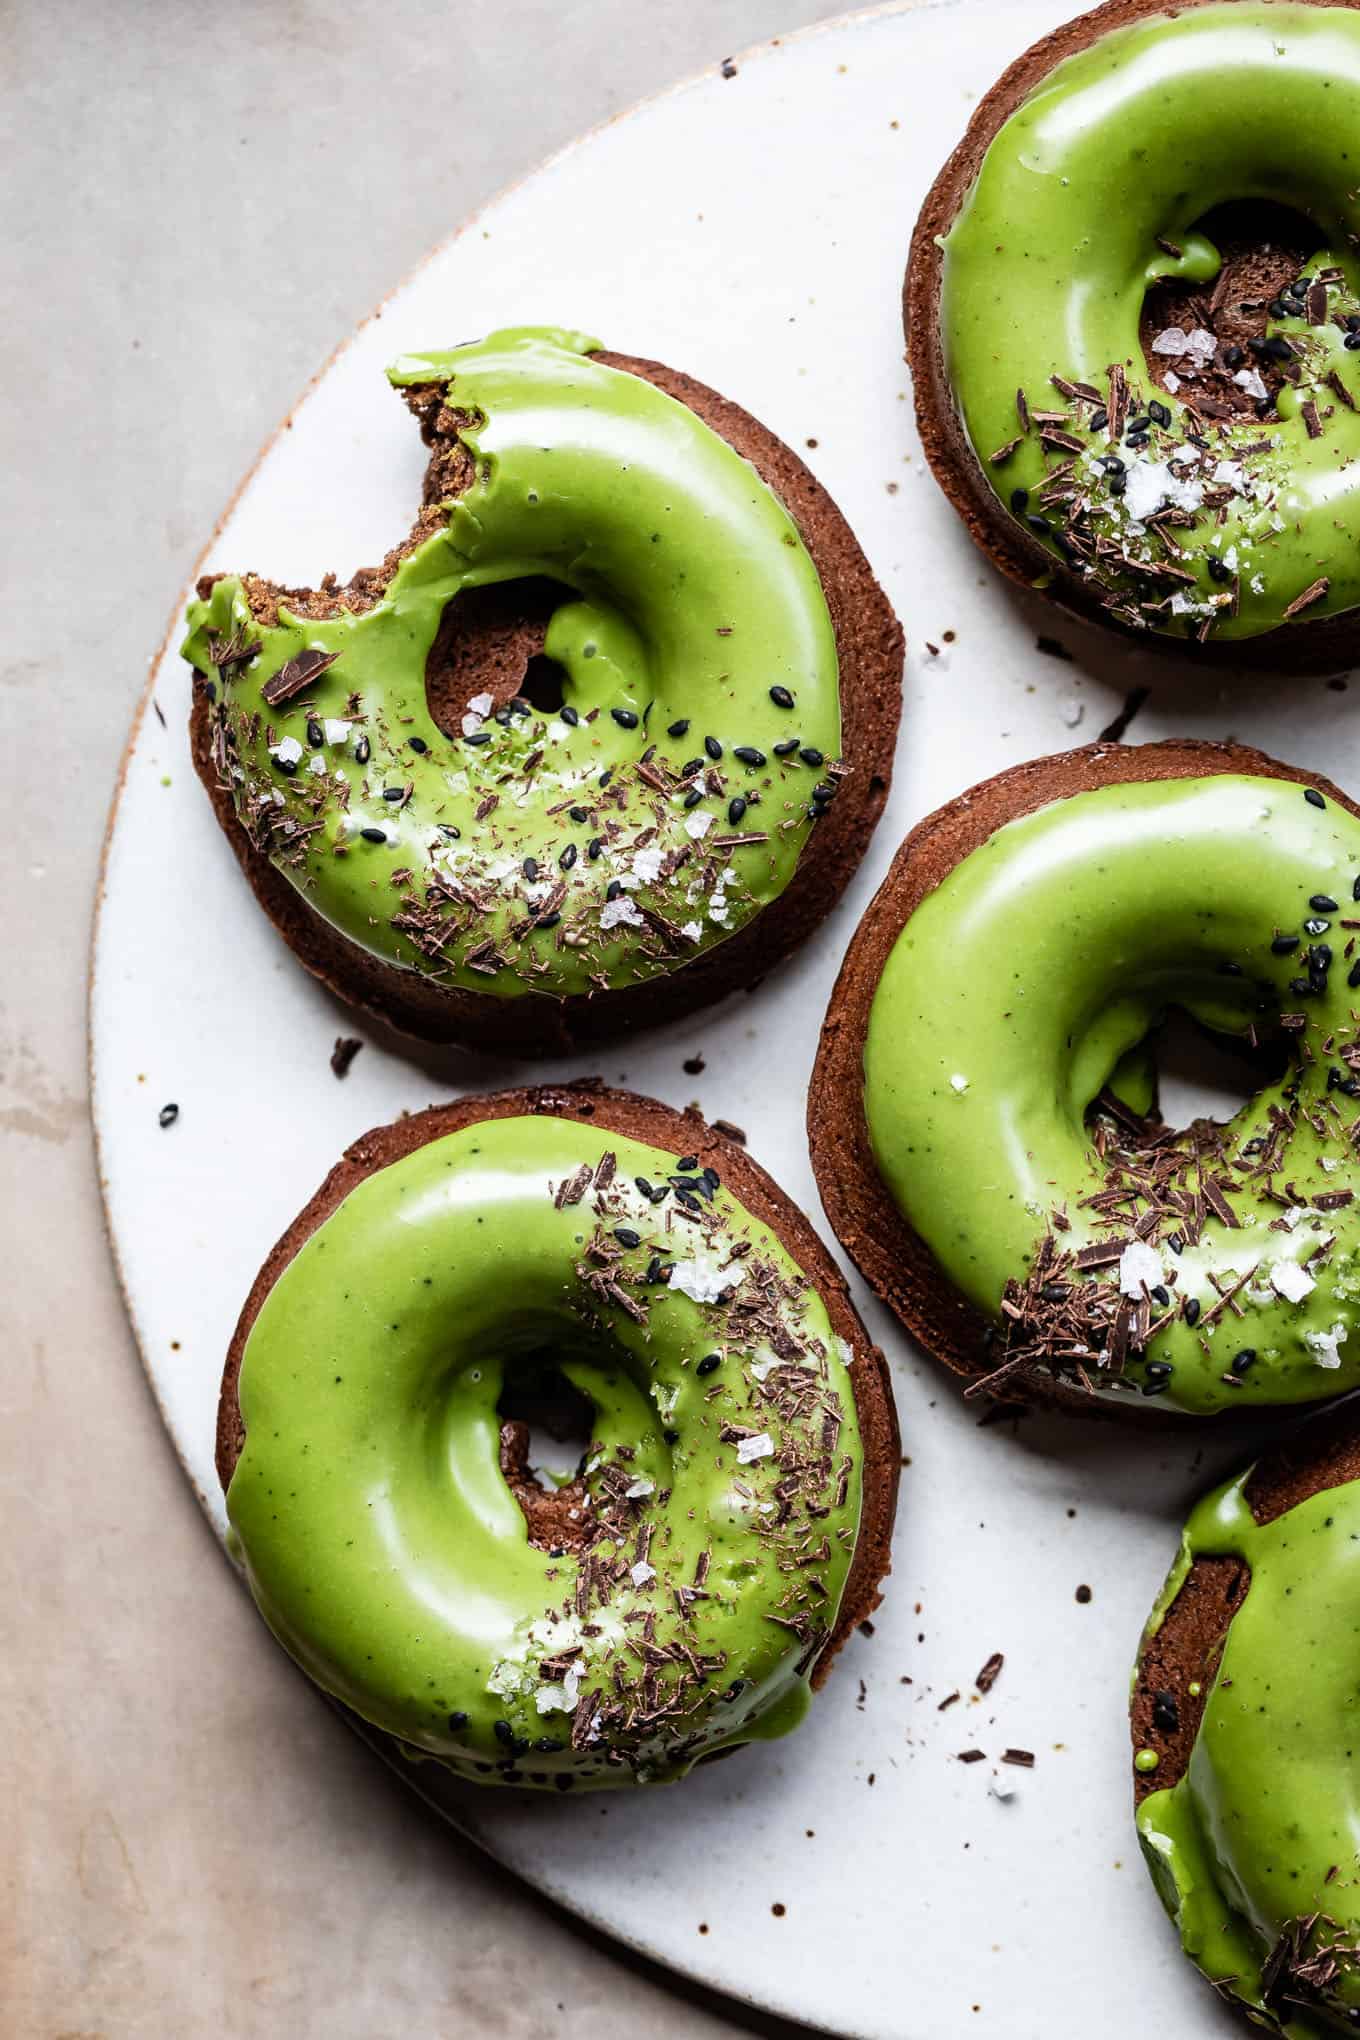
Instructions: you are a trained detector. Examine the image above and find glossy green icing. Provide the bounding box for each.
[940,3,1360,640]
[226,1114,864,1790]
[1138,1465,1360,2033]
[864,774,1360,1414]
[181,328,841,999]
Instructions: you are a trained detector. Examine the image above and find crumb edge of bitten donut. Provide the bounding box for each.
[903,0,1360,673]
[189,350,904,1057]
[216,1079,900,1689]
[806,736,1360,1422]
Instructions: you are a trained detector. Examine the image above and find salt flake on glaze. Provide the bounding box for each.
[669,1253,746,1304]
[737,1432,775,1464]
[1271,1260,1316,1303]
[1119,1240,1165,1298]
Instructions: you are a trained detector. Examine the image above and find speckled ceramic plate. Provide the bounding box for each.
[91,4,1360,2033]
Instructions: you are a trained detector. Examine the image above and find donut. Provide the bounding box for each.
[182,327,902,1056]
[1132,1403,1360,2030]
[906,0,1360,665]
[217,1081,899,1790]
[808,739,1360,1417]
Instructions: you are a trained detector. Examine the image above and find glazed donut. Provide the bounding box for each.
[1133,1404,1360,2031]
[217,1082,899,1791]
[183,328,902,1055]
[907,0,1360,665]
[809,740,1360,1418]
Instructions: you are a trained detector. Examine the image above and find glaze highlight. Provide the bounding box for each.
[940,3,1360,640]
[182,328,842,999]
[226,1114,864,1789]
[863,774,1360,1413]
[1138,1466,1360,2032]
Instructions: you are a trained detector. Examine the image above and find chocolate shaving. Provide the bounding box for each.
[261,647,341,707]
[975,1652,1004,1695]
[1284,577,1330,619]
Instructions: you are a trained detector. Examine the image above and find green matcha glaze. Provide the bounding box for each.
[1138,1466,1360,2032]
[181,328,842,999]
[940,3,1360,640]
[864,774,1360,1413]
[226,1114,864,1790]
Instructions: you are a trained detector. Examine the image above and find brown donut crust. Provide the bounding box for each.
[216,1079,900,1687]
[1131,1399,1360,1800]
[807,737,1360,1419]
[904,0,1360,673]
[190,351,904,1057]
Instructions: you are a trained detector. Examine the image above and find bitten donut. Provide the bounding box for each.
[1133,1404,1360,2032]
[182,328,902,1055]
[906,0,1360,664]
[217,1082,899,1791]
[809,740,1360,1417]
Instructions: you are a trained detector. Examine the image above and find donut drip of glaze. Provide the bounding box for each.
[1138,1470,1360,2032]
[863,775,1360,1414]
[181,328,841,1000]
[225,1115,864,1789]
[940,3,1360,641]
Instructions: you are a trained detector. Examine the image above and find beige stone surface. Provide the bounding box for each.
[4,3,840,2031]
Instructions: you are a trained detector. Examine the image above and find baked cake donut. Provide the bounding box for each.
[182,328,902,1055]
[1133,1403,1360,2031]
[907,0,1360,664]
[217,1081,899,1791]
[809,740,1360,1417]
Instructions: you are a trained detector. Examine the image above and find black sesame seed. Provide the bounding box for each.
[1346,333,1360,351]
[611,707,639,729]
[696,1353,722,1377]
[1010,487,1030,513]
[606,880,622,901]
[439,823,460,840]
[646,1256,663,1283]
[448,1711,468,1732]
[599,768,613,787]
[769,685,796,709]
[1098,454,1126,475]
[463,729,492,745]
[1207,557,1232,584]
[493,1719,515,1745]
[1148,401,1171,428]
[800,747,824,768]
[569,806,588,824]
[1290,976,1315,996]
[522,857,539,880]
[1026,514,1052,537]
[1223,345,1245,368]
[733,745,767,768]
[1349,960,1360,989]
[1217,960,1243,976]
[728,796,747,825]
[1152,1691,1180,1734]
[1168,1233,1184,1255]
[683,788,703,809]
[158,1102,179,1128]
[1310,943,1333,971]
[1272,934,1301,954]
[774,738,799,756]
[306,716,324,748]
[704,735,723,761]
[274,756,297,776]
[1306,788,1327,809]
[559,843,578,871]
[535,1737,565,1754]
[354,735,370,765]
[1231,1349,1257,1376]
[538,911,561,930]
[587,836,603,859]
[676,1155,699,1171]
[1150,1285,1170,1308]
[409,736,428,754]
[1088,409,1109,433]
[1184,1297,1201,1327]
[360,826,387,843]
[1141,1362,1174,1397]
[668,718,691,737]
[614,1227,642,1249]
[1311,894,1340,913]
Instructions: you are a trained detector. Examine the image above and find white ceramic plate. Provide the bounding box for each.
[92,4,1360,2032]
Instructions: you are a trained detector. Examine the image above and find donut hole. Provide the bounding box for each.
[497,1352,600,1554]
[423,576,572,738]
[1093,1004,1290,1139]
[1139,198,1322,417]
